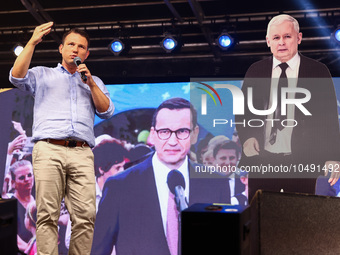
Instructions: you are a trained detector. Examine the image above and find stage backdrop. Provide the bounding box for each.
[1,78,340,254]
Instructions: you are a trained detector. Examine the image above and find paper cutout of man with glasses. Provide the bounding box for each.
[91,97,230,255]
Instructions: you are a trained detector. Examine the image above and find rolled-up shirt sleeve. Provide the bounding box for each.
[9,67,37,96]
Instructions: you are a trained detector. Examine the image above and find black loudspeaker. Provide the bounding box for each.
[250,190,340,255]
[0,198,18,255]
[181,203,250,255]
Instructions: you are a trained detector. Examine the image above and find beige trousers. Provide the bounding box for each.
[32,140,96,255]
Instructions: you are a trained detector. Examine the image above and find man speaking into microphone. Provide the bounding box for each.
[91,97,230,255]
[9,22,115,255]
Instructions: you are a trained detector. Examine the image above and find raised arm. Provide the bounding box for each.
[11,22,53,78]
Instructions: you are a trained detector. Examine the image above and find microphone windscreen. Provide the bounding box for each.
[73,56,81,66]
[167,169,185,194]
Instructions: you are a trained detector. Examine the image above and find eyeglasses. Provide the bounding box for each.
[155,128,191,140]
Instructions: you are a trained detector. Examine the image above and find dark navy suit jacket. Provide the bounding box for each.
[236,53,340,171]
[91,155,230,255]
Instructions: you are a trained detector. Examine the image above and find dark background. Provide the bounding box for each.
[1,0,340,88]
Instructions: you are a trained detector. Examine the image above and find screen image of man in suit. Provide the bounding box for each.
[90,97,230,255]
[236,14,340,201]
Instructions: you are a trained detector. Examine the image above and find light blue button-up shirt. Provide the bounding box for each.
[9,63,114,147]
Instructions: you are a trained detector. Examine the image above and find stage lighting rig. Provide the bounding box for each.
[160,34,178,53]
[109,39,125,56]
[216,32,234,50]
[12,44,24,57]
[331,27,340,44]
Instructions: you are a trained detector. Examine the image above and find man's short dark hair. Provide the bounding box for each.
[93,140,128,177]
[213,140,241,159]
[62,28,90,49]
[151,97,197,128]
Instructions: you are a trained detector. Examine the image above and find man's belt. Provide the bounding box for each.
[43,138,89,148]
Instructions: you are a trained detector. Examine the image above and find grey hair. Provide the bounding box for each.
[266,14,300,37]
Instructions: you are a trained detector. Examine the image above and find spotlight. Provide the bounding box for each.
[13,44,24,57]
[331,27,340,44]
[109,39,125,56]
[160,35,178,53]
[216,32,234,50]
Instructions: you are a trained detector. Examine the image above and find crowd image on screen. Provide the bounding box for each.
[192,133,249,207]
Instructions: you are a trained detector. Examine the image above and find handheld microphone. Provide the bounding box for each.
[73,57,87,82]
[167,170,188,212]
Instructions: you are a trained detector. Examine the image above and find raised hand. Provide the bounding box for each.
[29,21,54,46]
